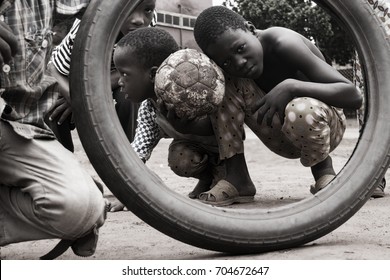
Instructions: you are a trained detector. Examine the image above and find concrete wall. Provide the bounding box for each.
[156,0,212,15]
[155,0,213,49]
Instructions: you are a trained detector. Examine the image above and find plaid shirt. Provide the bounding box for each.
[0,0,89,138]
[131,99,161,161]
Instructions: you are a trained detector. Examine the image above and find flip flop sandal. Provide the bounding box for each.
[198,179,254,206]
[310,174,335,195]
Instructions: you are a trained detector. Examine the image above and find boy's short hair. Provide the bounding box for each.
[194,6,246,53]
[116,27,179,68]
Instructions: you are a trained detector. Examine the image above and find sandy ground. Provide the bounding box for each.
[1,119,389,260]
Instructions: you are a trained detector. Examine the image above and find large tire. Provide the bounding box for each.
[70,0,390,253]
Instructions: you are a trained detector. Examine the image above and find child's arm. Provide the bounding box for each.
[47,19,80,124]
[47,62,72,124]
[0,21,18,67]
[255,28,362,125]
[166,110,214,136]
[131,100,162,161]
[158,103,214,136]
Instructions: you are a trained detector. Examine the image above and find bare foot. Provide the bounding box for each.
[109,197,128,212]
[224,176,257,197]
[188,180,212,199]
[224,153,257,197]
[311,156,336,181]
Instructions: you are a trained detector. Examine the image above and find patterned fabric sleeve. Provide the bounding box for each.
[56,0,89,15]
[51,18,81,76]
[131,99,162,162]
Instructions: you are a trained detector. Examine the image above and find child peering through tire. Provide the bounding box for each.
[190,6,362,206]
[47,0,157,152]
[113,6,363,208]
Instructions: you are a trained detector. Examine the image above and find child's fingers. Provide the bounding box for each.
[157,99,168,114]
[166,108,176,120]
[109,202,127,212]
[256,104,269,125]
[48,102,64,120]
[0,22,18,62]
[265,107,276,126]
[0,37,12,65]
[278,108,285,124]
[49,100,72,124]
[251,97,266,114]
[57,107,72,125]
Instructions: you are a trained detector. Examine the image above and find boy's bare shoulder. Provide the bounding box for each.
[261,27,301,42]
[259,27,308,53]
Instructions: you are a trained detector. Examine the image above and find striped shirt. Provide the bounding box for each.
[51,18,81,76]
[51,11,157,76]
[50,12,160,160]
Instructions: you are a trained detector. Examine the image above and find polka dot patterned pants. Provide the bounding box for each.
[262,97,346,167]
[167,139,224,181]
[211,77,346,168]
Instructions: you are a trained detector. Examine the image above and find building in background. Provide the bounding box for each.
[155,0,213,49]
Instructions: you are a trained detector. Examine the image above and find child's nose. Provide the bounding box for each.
[234,56,247,69]
[130,12,145,26]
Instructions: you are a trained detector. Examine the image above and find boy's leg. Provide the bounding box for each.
[45,114,75,152]
[310,156,336,181]
[222,153,256,196]
[281,97,346,193]
[168,139,222,198]
[0,121,106,246]
[198,153,256,206]
[281,97,346,168]
[209,77,257,187]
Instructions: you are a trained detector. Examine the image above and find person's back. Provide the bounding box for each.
[252,27,327,92]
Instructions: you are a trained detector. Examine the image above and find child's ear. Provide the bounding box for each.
[149,66,159,82]
[244,21,256,35]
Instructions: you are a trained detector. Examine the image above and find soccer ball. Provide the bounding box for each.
[154,48,225,120]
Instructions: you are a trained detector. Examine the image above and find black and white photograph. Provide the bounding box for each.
[1,0,389,278]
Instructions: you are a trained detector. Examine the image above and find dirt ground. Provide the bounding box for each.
[1,119,389,260]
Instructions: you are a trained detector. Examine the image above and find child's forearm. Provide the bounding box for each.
[283,78,362,109]
[170,116,214,136]
[47,62,70,102]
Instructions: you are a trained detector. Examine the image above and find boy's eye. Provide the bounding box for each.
[145,7,154,14]
[122,73,128,77]
[223,60,231,68]
[237,44,245,53]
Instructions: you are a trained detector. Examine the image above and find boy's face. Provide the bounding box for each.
[120,0,156,34]
[206,28,264,79]
[114,46,155,103]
